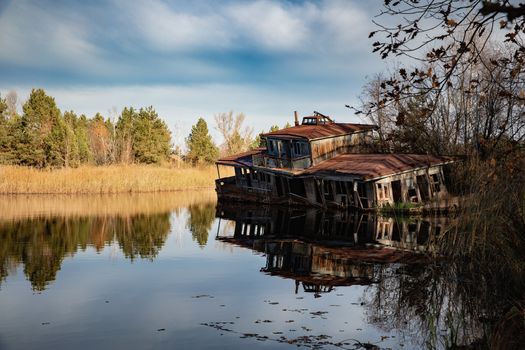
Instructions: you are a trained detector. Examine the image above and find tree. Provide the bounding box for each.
[5,90,18,118]
[75,114,92,164]
[360,1,525,157]
[89,113,113,165]
[186,118,219,165]
[369,1,525,108]
[19,88,62,167]
[115,107,135,164]
[0,95,12,164]
[131,107,172,164]
[214,111,254,155]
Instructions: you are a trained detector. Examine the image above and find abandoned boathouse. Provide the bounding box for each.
[215,112,456,210]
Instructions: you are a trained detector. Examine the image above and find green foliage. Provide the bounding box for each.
[74,114,92,164]
[20,88,62,167]
[132,107,172,164]
[114,106,172,164]
[0,95,14,164]
[186,118,219,165]
[0,89,174,168]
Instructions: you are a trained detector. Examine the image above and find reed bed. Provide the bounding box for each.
[0,165,231,194]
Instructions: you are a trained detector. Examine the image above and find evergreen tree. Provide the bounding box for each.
[115,107,135,163]
[20,89,62,168]
[132,107,171,164]
[186,118,219,165]
[0,95,12,164]
[62,111,80,167]
[75,115,92,164]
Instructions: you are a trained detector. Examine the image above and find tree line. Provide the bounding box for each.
[0,88,288,168]
[0,88,172,168]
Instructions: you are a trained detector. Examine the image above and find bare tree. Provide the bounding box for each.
[5,90,18,117]
[214,111,254,156]
[369,1,525,109]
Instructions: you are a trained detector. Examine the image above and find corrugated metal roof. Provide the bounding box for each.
[304,153,457,180]
[263,122,378,141]
[216,148,264,167]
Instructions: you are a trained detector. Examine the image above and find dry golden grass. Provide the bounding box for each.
[0,190,217,220]
[0,164,233,194]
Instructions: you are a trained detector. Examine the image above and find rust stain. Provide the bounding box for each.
[304,153,457,180]
[263,122,377,141]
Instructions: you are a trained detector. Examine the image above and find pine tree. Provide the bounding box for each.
[186,118,219,165]
[132,107,171,164]
[0,95,12,164]
[115,107,135,164]
[75,115,92,164]
[20,89,62,168]
[62,111,80,167]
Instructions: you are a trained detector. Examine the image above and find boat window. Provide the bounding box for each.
[431,173,441,193]
[302,117,317,125]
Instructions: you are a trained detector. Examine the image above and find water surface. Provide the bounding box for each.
[0,192,500,349]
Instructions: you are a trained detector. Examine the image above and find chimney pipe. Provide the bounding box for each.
[294,111,299,126]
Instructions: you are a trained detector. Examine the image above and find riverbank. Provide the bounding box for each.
[0,165,229,194]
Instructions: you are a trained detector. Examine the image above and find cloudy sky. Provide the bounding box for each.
[0,0,388,145]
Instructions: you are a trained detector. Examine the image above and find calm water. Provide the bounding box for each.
[0,192,499,349]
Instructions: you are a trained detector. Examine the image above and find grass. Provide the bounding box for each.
[0,164,233,194]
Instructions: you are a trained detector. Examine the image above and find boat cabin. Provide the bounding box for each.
[216,112,458,211]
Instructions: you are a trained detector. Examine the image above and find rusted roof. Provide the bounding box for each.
[216,148,264,167]
[263,122,378,141]
[304,153,457,180]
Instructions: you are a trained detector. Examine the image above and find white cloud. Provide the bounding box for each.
[0,1,106,72]
[227,1,309,51]
[126,0,233,51]
[124,0,376,53]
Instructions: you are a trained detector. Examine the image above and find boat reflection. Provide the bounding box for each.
[216,202,450,294]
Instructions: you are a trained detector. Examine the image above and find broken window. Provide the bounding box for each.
[376,183,389,200]
[336,181,346,195]
[431,173,441,193]
[377,183,383,200]
[406,178,418,202]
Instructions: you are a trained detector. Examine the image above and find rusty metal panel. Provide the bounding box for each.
[263,122,377,141]
[304,154,457,180]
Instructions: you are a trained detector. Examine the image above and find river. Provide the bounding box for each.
[0,191,520,349]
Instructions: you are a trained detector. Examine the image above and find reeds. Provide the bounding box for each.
[0,164,232,194]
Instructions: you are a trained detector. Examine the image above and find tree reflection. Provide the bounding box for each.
[186,202,215,248]
[0,213,171,291]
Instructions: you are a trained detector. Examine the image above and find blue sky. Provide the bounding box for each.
[0,0,388,146]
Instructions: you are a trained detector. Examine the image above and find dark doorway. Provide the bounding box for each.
[417,175,430,201]
[289,178,306,197]
[276,177,283,196]
[391,180,402,203]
